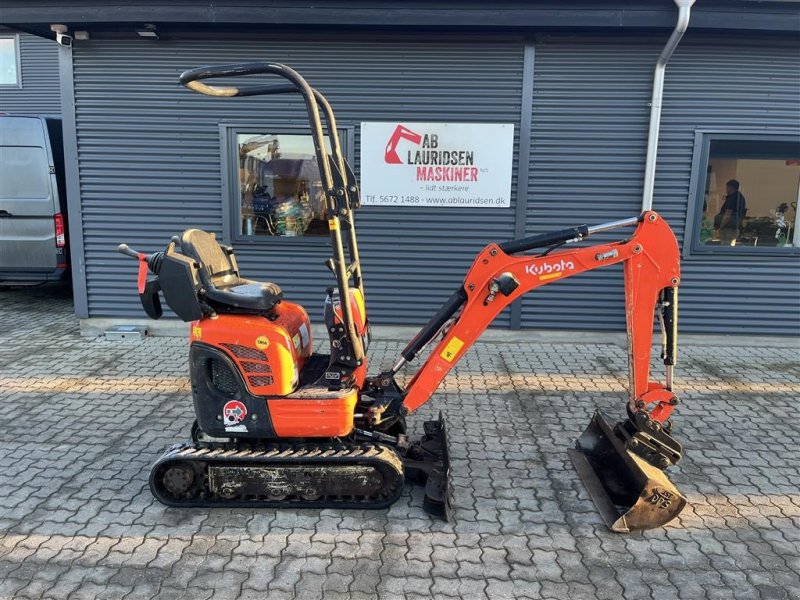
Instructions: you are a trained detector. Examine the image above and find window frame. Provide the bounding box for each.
[0,34,22,88]
[684,129,800,258]
[220,122,354,245]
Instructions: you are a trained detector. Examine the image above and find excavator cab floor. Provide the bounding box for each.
[402,412,453,521]
[569,411,686,532]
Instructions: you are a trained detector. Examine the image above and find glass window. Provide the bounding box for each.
[0,36,20,86]
[696,138,800,250]
[0,147,49,199]
[236,132,332,238]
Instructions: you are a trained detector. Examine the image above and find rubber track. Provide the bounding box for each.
[149,441,404,509]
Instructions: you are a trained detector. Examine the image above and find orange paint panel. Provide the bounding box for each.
[191,301,312,396]
[269,393,358,437]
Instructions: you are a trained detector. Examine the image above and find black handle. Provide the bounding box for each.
[179,63,354,198]
[180,62,311,99]
[180,77,297,98]
[180,62,333,192]
[499,225,589,254]
[0,209,11,217]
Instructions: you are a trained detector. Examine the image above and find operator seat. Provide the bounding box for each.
[179,229,282,313]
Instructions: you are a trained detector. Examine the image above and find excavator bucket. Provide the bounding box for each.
[568,411,686,532]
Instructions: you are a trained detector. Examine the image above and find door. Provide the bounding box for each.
[0,117,59,275]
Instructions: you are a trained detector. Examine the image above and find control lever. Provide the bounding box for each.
[117,243,140,259]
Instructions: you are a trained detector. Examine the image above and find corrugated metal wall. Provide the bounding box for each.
[523,34,800,335]
[0,33,60,114]
[72,34,524,325]
[70,30,799,335]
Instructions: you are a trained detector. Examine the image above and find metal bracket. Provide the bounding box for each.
[618,411,683,468]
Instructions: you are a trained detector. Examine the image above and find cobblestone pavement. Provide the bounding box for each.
[1,285,799,600]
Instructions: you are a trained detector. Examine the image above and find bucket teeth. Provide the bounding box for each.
[569,411,687,532]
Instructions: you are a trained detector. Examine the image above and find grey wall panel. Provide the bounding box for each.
[0,33,60,114]
[523,34,800,335]
[72,34,524,325]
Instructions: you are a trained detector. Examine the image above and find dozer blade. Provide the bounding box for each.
[568,411,686,533]
[403,412,454,521]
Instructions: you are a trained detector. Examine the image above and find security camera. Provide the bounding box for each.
[50,24,73,47]
[55,32,73,47]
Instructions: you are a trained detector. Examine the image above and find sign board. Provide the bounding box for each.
[359,122,514,208]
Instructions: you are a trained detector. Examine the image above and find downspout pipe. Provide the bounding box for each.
[642,0,696,211]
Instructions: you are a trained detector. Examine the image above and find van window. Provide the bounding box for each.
[0,147,50,199]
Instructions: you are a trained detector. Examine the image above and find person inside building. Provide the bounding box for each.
[715,179,747,245]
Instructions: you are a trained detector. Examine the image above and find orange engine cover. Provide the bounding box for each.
[191,301,312,396]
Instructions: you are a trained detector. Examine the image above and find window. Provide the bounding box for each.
[0,36,20,87]
[689,132,800,254]
[0,147,49,199]
[225,127,352,240]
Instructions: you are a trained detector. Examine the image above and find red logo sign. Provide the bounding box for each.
[223,400,247,425]
[382,124,479,183]
[384,124,422,164]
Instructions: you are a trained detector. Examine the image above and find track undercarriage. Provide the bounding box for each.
[150,416,452,517]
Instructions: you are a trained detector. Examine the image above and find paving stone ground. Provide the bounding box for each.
[1,284,799,600]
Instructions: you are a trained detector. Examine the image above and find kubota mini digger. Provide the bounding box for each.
[118,62,686,532]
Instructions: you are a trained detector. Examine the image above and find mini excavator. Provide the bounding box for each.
[118,62,687,532]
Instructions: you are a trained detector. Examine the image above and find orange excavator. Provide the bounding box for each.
[118,62,686,532]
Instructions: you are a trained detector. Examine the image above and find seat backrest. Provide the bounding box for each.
[180,229,236,285]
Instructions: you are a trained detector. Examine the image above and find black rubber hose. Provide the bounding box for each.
[499,225,589,254]
[401,288,468,362]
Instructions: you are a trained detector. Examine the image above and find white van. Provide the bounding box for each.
[0,115,69,283]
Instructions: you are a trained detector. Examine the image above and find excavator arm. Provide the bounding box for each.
[369,211,686,531]
[401,211,679,420]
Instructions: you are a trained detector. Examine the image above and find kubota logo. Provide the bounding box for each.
[525,259,576,277]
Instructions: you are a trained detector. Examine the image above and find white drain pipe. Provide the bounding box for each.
[642,0,696,211]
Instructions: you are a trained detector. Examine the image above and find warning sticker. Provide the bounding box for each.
[223,400,247,425]
[440,336,465,363]
[192,326,202,340]
[539,272,562,281]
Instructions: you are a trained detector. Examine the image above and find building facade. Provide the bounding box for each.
[0,30,60,114]
[3,1,799,335]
